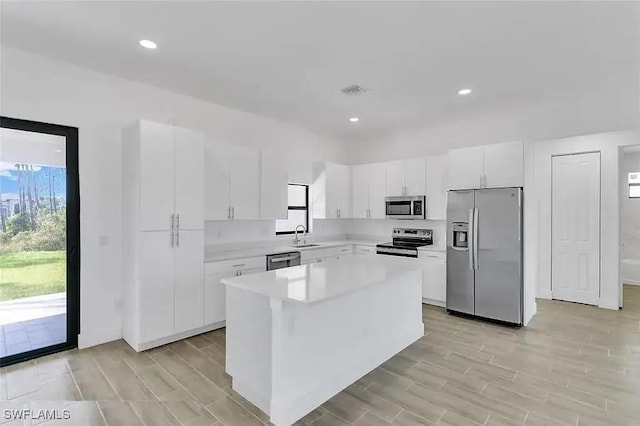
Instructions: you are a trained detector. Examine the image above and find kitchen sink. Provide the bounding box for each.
[290,244,320,248]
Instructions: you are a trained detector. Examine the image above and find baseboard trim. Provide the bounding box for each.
[127,321,226,352]
[422,298,445,308]
[78,326,123,349]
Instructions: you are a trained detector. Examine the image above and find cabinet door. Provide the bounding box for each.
[420,253,447,303]
[204,143,231,221]
[324,163,342,218]
[174,230,204,333]
[351,165,370,219]
[447,146,485,190]
[139,231,175,342]
[425,155,448,220]
[385,160,405,196]
[174,127,204,230]
[204,272,230,325]
[260,150,288,220]
[230,146,260,220]
[403,158,426,195]
[483,141,524,188]
[139,121,175,231]
[368,163,387,219]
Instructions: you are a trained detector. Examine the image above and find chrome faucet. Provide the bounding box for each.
[294,225,307,246]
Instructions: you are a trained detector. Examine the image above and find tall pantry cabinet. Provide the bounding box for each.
[122,120,205,351]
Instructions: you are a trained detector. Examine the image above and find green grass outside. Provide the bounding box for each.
[0,251,65,302]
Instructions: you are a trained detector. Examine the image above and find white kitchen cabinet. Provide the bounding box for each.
[174,230,205,334]
[312,162,351,219]
[138,231,174,342]
[204,144,260,221]
[448,141,523,190]
[300,245,352,264]
[425,155,448,220]
[204,256,266,325]
[260,149,288,220]
[122,120,206,351]
[385,159,426,196]
[354,245,376,256]
[231,147,260,220]
[447,145,485,190]
[352,162,386,219]
[483,141,524,188]
[418,251,447,306]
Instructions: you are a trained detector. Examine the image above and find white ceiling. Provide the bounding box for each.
[1,1,638,140]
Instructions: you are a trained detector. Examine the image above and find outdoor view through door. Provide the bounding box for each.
[0,117,79,366]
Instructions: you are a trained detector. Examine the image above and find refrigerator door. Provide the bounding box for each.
[474,188,523,324]
[446,190,475,315]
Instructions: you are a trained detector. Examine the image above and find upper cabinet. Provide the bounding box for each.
[425,155,447,220]
[312,162,351,219]
[260,150,288,220]
[448,141,523,190]
[385,159,426,196]
[204,144,260,220]
[352,162,386,219]
[135,121,204,232]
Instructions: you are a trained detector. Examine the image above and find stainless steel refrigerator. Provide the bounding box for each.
[446,188,523,325]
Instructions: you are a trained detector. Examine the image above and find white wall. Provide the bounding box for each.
[347,89,639,164]
[621,150,640,262]
[534,132,638,310]
[0,46,348,348]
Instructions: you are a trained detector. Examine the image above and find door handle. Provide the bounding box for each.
[468,208,474,270]
[473,207,479,269]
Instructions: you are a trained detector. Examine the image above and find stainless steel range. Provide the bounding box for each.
[376,228,433,258]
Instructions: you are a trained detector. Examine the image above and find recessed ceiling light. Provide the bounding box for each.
[139,39,157,49]
[458,89,472,95]
[349,117,359,122]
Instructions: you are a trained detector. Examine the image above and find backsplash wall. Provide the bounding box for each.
[204,218,445,247]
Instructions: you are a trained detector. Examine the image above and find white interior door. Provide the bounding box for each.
[552,152,600,305]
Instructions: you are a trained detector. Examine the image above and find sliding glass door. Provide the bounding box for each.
[0,117,79,366]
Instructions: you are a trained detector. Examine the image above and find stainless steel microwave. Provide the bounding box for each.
[385,196,426,220]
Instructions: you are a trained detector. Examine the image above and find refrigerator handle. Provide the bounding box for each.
[468,208,474,270]
[518,190,522,242]
[473,208,479,269]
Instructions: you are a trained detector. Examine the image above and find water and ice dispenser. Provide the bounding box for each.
[452,222,469,249]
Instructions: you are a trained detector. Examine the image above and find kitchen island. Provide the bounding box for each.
[221,256,424,426]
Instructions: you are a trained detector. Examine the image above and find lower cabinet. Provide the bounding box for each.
[418,251,447,306]
[354,245,376,256]
[301,245,354,264]
[204,256,266,326]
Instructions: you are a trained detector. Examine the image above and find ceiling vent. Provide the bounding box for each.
[340,84,368,96]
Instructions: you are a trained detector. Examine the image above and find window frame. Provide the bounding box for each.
[629,172,640,199]
[276,183,310,235]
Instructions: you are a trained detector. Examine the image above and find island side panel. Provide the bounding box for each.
[269,270,423,426]
[225,286,273,414]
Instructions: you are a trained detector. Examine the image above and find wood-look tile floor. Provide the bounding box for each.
[3,286,640,425]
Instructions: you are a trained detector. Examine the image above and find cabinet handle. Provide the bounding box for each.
[176,213,180,231]
[176,227,180,247]
[231,206,235,220]
[227,206,231,220]
[232,263,246,267]
[170,229,174,247]
[170,213,175,231]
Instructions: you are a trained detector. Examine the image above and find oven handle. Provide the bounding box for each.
[269,255,300,263]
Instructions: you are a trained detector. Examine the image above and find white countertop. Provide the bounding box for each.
[205,239,445,262]
[221,255,421,304]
